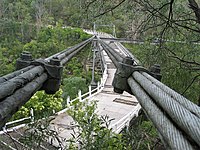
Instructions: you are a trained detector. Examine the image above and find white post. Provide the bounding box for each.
[100,77,103,87]
[30,108,34,123]
[78,90,82,101]
[97,81,100,92]
[104,65,107,74]
[89,85,92,97]
[67,96,71,106]
[2,126,6,132]
[52,109,55,114]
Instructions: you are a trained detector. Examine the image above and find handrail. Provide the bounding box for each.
[110,104,141,133]
[56,56,108,115]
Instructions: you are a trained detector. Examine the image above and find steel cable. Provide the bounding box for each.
[132,71,200,147]
[128,77,195,150]
[100,40,123,62]
[142,72,200,118]
[46,36,94,61]
[0,73,48,128]
[99,42,119,67]
[0,66,45,100]
[0,66,34,84]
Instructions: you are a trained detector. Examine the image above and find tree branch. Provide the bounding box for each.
[188,0,200,23]
[182,74,200,95]
[94,0,126,18]
[169,55,200,66]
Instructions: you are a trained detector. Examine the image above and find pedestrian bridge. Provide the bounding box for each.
[0,30,199,150]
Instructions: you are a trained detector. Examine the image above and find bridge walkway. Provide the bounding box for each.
[49,40,140,148]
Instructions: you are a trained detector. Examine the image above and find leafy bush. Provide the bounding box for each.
[62,77,88,100]
[122,115,162,150]
[0,26,91,76]
[67,100,128,150]
[12,89,63,120]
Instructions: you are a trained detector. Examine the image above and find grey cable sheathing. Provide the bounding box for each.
[0,66,45,100]
[100,40,123,62]
[99,42,119,67]
[142,72,200,118]
[132,71,200,146]
[0,73,48,127]
[61,48,82,65]
[127,77,195,150]
[57,38,92,60]
[46,36,94,61]
[0,66,34,84]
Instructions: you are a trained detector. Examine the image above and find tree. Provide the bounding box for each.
[31,0,48,31]
[83,0,200,104]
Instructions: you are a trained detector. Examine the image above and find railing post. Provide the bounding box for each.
[78,90,82,101]
[97,81,100,92]
[67,96,71,106]
[89,85,92,97]
[30,108,34,123]
[100,77,103,87]
[2,126,6,132]
[52,109,55,114]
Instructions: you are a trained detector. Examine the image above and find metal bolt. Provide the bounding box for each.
[50,57,60,66]
[20,51,33,61]
[122,56,134,65]
[149,64,161,74]
[149,64,162,81]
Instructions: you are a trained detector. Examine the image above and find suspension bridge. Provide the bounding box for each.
[0,30,199,150]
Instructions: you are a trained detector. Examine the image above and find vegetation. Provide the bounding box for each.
[1,0,200,149]
[12,89,63,120]
[17,100,161,150]
[83,0,200,105]
[125,42,200,104]
[67,100,127,150]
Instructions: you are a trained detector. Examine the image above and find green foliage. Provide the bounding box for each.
[19,117,62,149]
[12,89,63,120]
[0,26,91,76]
[23,26,91,58]
[122,115,162,150]
[67,100,128,150]
[62,77,88,100]
[125,42,200,104]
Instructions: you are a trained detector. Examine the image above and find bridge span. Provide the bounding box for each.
[0,30,199,150]
[49,32,141,147]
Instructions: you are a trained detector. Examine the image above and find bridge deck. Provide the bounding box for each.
[49,40,140,147]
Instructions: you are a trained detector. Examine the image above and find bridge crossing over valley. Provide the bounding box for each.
[0,30,200,150]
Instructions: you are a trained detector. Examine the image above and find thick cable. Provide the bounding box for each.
[46,36,94,61]
[99,42,119,67]
[0,66,34,84]
[132,71,200,146]
[142,72,200,118]
[128,77,195,150]
[0,66,45,100]
[100,40,123,62]
[0,73,48,128]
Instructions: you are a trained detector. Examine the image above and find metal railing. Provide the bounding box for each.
[56,59,108,115]
[0,108,34,135]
